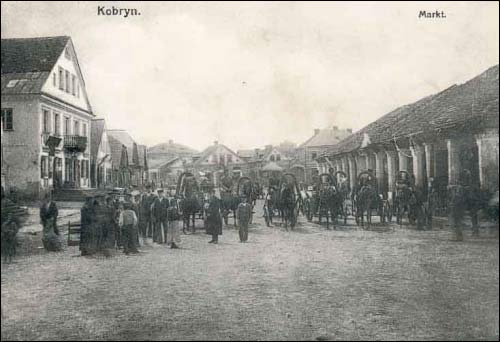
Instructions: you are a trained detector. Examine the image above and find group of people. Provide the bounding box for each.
[79,186,183,256]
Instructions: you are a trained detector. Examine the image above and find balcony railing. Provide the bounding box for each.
[63,135,87,153]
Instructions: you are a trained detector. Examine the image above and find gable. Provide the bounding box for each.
[41,39,92,113]
[196,144,244,165]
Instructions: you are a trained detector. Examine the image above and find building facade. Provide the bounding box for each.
[1,36,93,199]
[294,126,352,183]
[317,65,499,212]
[90,118,113,188]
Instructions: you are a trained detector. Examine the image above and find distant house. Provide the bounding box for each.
[107,130,147,188]
[294,126,352,183]
[90,118,112,188]
[1,36,94,198]
[193,141,246,186]
[148,157,190,189]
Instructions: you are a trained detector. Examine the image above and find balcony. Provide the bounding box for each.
[63,135,87,153]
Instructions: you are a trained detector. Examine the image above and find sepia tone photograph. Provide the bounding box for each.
[1,1,499,341]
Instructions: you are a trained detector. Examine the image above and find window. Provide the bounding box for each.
[270,155,275,162]
[54,112,60,135]
[74,120,80,135]
[59,67,64,90]
[276,154,281,161]
[82,123,87,137]
[227,154,233,163]
[76,83,80,98]
[42,109,50,133]
[41,156,48,178]
[52,73,56,87]
[1,108,13,130]
[311,152,317,160]
[65,47,71,60]
[64,117,70,135]
[65,70,70,93]
[71,75,76,95]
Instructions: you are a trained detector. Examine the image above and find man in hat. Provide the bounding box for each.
[206,189,222,244]
[166,198,181,249]
[39,191,62,252]
[237,196,252,242]
[151,189,169,243]
[139,186,155,243]
[220,169,234,195]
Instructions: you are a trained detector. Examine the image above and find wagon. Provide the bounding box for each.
[353,170,392,227]
[263,172,302,230]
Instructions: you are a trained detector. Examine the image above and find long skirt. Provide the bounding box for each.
[167,220,181,245]
[42,218,62,252]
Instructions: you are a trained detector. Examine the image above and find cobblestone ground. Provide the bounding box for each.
[1,200,499,341]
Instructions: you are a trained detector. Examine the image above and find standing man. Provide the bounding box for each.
[151,189,169,244]
[39,192,62,252]
[139,187,153,244]
[237,196,252,243]
[166,198,181,249]
[80,195,94,256]
[220,169,234,194]
[206,189,222,244]
[118,203,139,254]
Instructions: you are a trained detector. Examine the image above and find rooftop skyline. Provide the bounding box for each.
[1,2,498,150]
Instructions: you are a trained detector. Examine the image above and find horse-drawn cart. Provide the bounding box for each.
[353,170,392,228]
[263,173,302,230]
[176,172,206,234]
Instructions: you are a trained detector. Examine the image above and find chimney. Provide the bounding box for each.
[346,128,353,133]
[169,139,173,144]
[332,126,338,131]
[214,140,218,145]
[314,128,320,135]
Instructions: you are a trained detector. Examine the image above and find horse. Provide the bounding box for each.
[355,184,380,228]
[318,184,342,230]
[394,185,417,226]
[220,191,239,227]
[276,183,296,230]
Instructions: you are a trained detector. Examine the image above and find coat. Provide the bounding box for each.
[151,197,169,221]
[206,197,222,235]
[237,202,252,224]
[40,201,58,224]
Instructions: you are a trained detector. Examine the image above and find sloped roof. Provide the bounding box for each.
[299,127,352,148]
[1,71,49,94]
[237,149,255,159]
[193,143,241,166]
[1,36,69,96]
[148,157,180,170]
[1,36,70,74]
[108,135,127,169]
[262,161,283,172]
[148,141,197,155]
[323,64,499,157]
[108,130,141,166]
[90,119,106,160]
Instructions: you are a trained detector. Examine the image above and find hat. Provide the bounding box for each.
[157,189,164,194]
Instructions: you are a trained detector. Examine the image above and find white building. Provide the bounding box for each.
[1,36,94,198]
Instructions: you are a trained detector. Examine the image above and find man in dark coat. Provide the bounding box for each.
[206,190,222,244]
[237,196,252,242]
[80,195,95,256]
[40,192,61,252]
[151,189,169,243]
[139,187,154,240]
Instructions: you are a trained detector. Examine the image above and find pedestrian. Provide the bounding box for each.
[206,189,222,244]
[151,189,169,244]
[140,187,154,241]
[39,192,62,252]
[113,197,123,249]
[1,213,18,263]
[118,203,139,255]
[237,196,252,242]
[80,195,95,256]
[166,198,181,249]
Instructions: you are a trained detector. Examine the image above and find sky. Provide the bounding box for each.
[1,1,499,151]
